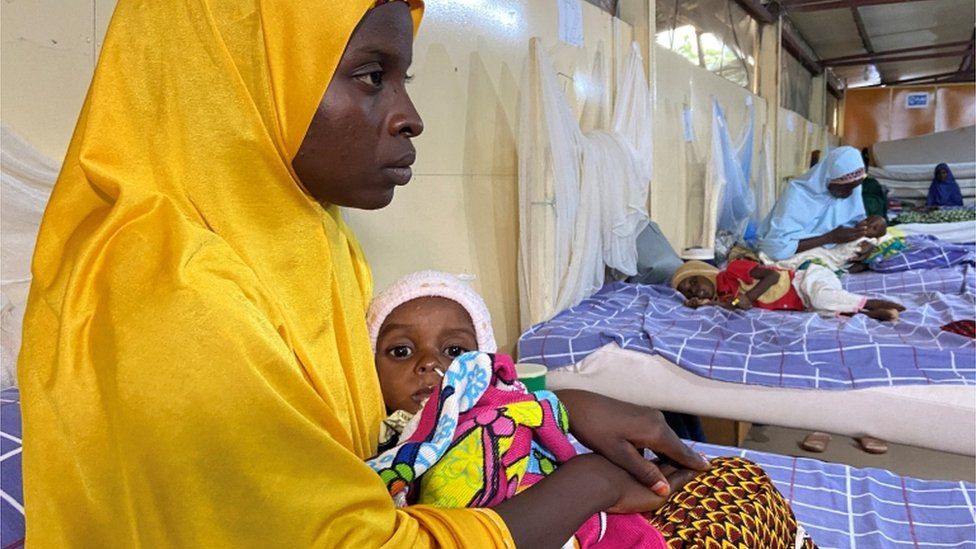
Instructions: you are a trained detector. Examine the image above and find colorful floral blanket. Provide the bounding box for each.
[367,352,663,548]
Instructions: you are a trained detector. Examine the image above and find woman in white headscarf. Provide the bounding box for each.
[758,146,868,261]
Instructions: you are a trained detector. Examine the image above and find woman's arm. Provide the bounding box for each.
[553,390,711,491]
[494,453,665,548]
[795,225,867,253]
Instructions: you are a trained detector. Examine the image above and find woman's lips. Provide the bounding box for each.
[384,166,413,185]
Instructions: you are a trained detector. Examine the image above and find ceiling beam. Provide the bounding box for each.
[731,0,776,24]
[957,29,976,73]
[821,40,972,64]
[783,0,933,12]
[826,47,974,67]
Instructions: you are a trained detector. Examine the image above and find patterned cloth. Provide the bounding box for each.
[942,320,976,339]
[367,352,664,547]
[892,208,976,225]
[648,457,815,549]
[862,230,908,265]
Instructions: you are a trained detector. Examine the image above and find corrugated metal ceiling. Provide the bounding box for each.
[781,0,974,87]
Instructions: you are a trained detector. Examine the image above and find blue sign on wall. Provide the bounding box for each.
[905,92,930,109]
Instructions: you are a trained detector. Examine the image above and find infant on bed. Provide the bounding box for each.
[363,271,818,549]
[760,215,907,273]
[672,258,905,321]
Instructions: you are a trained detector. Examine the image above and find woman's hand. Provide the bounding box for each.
[493,452,670,547]
[566,453,668,514]
[555,390,711,497]
[828,225,867,244]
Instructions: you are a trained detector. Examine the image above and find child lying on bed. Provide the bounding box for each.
[672,259,905,321]
[760,215,908,273]
[365,270,817,548]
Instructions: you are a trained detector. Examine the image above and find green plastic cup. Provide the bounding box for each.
[516,363,547,392]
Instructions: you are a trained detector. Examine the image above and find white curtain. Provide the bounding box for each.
[518,40,652,328]
[1,125,58,388]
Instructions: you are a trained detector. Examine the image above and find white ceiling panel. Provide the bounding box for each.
[861,0,974,51]
[790,8,867,59]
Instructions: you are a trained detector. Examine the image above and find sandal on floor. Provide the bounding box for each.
[857,436,888,454]
[800,431,831,453]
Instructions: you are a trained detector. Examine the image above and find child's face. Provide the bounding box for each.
[862,215,887,238]
[937,168,949,181]
[676,275,716,301]
[375,296,478,414]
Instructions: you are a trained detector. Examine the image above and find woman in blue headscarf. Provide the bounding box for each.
[926,163,963,207]
[758,146,868,261]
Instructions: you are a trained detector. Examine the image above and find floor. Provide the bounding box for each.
[742,424,976,483]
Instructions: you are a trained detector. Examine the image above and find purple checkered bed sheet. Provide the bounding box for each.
[869,236,975,273]
[518,277,976,390]
[842,264,974,295]
[692,442,976,549]
[1,389,23,549]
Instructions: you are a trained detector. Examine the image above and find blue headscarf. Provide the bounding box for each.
[758,146,866,260]
[926,163,963,207]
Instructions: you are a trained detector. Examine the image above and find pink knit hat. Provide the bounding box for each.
[367,271,497,353]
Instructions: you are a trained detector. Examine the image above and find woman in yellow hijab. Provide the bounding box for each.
[19,0,519,545]
[21,1,805,547]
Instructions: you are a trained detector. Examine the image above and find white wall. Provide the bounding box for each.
[1,0,115,159]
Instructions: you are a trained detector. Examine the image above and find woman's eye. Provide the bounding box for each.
[355,71,384,87]
[444,345,470,358]
[388,346,412,359]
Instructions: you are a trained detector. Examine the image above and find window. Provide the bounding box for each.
[781,51,812,119]
[655,0,758,90]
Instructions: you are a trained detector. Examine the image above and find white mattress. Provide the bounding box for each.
[896,220,976,243]
[546,343,976,456]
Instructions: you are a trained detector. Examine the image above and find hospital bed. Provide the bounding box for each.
[519,265,976,456]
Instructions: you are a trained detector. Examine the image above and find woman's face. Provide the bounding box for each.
[938,168,949,182]
[827,180,862,199]
[293,2,423,209]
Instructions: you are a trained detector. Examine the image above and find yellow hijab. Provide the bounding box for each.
[18,1,511,546]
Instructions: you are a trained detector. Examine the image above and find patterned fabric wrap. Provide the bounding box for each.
[863,229,908,265]
[367,351,665,548]
[942,320,976,339]
[648,457,816,549]
[892,207,976,225]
